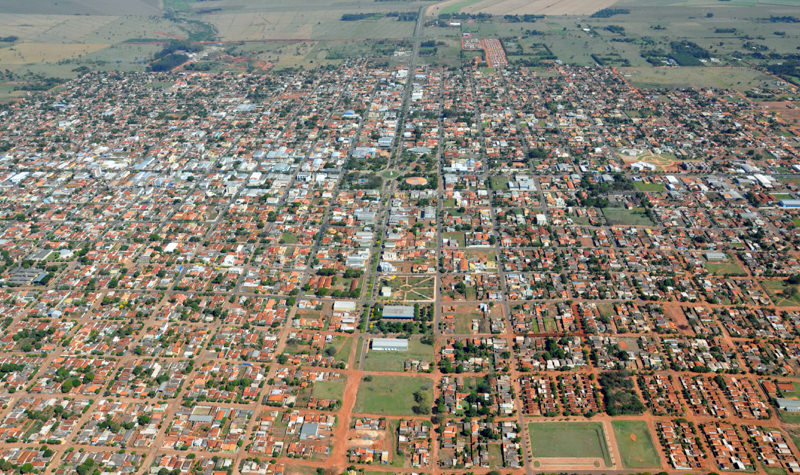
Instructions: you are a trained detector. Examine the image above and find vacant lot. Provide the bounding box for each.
[626,66,774,90]
[611,420,660,469]
[603,207,654,226]
[633,182,666,192]
[763,280,800,307]
[311,379,345,402]
[354,375,431,416]
[529,422,613,467]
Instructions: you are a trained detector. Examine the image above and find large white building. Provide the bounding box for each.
[371,338,408,351]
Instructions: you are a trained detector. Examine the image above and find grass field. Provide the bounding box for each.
[603,207,654,226]
[354,375,431,416]
[329,335,352,365]
[311,379,345,401]
[705,260,747,276]
[626,66,774,90]
[763,280,800,307]
[529,421,612,467]
[0,42,109,64]
[363,336,433,372]
[611,420,660,469]
[778,410,800,424]
[441,0,484,15]
[633,182,666,192]
[489,175,509,191]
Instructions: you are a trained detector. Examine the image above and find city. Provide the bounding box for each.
[0,56,798,474]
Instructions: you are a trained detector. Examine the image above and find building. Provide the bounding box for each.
[383,305,415,319]
[299,422,319,440]
[779,200,800,209]
[333,301,357,314]
[371,338,408,351]
[777,398,800,412]
[705,252,727,262]
[7,268,48,286]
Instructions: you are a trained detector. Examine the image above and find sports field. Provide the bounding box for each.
[611,420,660,469]
[529,421,613,467]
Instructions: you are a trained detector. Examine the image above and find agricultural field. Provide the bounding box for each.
[611,420,660,469]
[0,43,109,65]
[529,421,613,468]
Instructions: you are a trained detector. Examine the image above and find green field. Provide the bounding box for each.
[440,0,483,15]
[489,175,509,191]
[529,422,613,467]
[442,232,465,248]
[328,335,352,365]
[705,260,747,276]
[354,375,431,416]
[363,337,433,372]
[763,280,800,307]
[311,379,345,401]
[603,207,654,226]
[778,410,800,424]
[633,182,666,192]
[611,420,660,469]
[626,66,775,89]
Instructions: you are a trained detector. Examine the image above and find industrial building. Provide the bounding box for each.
[382,305,415,319]
[371,338,409,351]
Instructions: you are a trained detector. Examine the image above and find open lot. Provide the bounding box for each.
[633,181,666,192]
[611,420,660,469]
[354,375,432,416]
[529,421,613,467]
[762,280,800,307]
[705,260,747,276]
[625,66,775,90]
[603,207,654,226]
[311,379,346,402]
[363,336,434,372]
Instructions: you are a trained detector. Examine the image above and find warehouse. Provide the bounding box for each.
[371,338,408,351]
[382,305,415,320]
